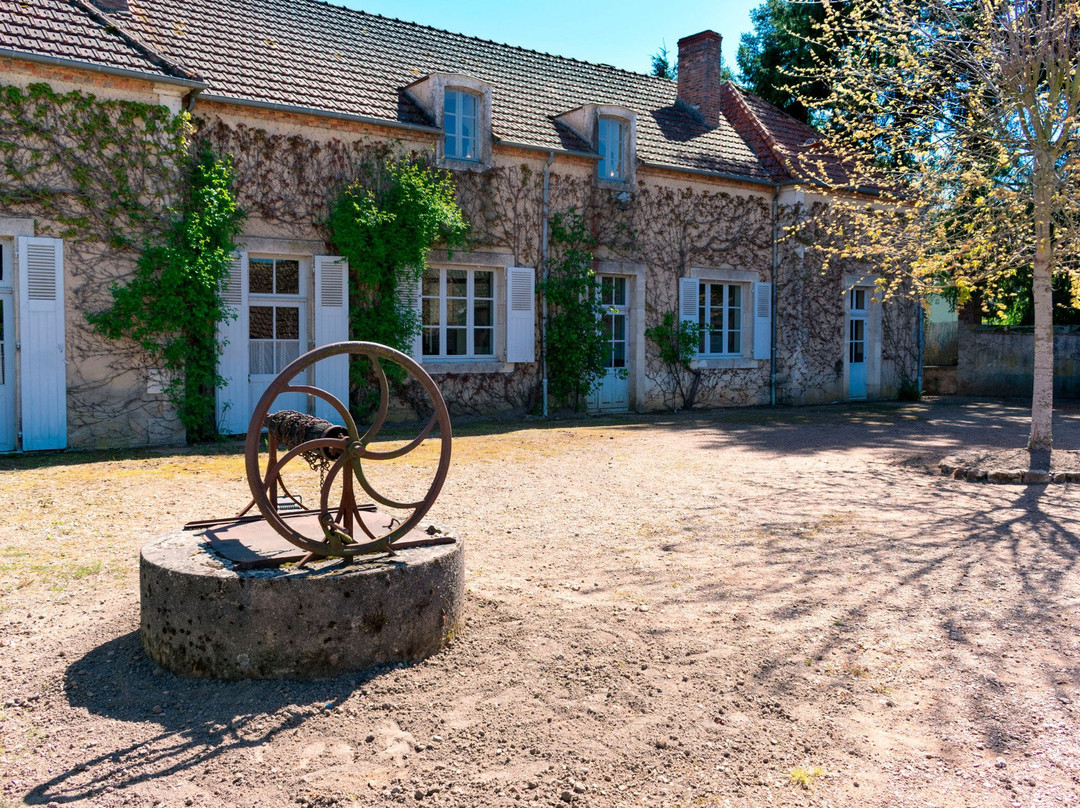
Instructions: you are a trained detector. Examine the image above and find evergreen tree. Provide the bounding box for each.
[736,0,838,125]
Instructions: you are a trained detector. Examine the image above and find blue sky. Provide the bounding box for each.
[338,0,761,76]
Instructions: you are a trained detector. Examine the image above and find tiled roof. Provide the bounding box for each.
[114,0,772,181]
[0,0,198,82]
[719,84,861,187]
[4,0,847,185]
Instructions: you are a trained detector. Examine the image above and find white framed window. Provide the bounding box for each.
[249,256,301,296]
[598,275,628,369]
[597,116,627,181]
[696,281,743,357]
[422,267,496,358]
[444,88,480,162]
[249,304,302,375]
[248,256,305,377]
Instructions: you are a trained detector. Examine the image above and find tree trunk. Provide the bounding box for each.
[1029,150,1054,452]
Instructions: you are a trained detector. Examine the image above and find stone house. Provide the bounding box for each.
[0,0,919,450]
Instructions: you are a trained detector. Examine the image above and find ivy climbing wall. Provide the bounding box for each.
[0,79,190,447]
[1,72,918,448]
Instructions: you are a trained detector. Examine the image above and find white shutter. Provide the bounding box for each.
[753,281,772,361]
[215,251,248,435]
[314,255,349,424]
[505,266,535,363]
[678,276,699,331]
[397,272,422,359]
[17,237,66,450]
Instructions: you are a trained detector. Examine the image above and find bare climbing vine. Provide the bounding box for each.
[2,85,917,441]
[0,81,192,445]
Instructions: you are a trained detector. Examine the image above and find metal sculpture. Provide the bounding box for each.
[239,341,451,560]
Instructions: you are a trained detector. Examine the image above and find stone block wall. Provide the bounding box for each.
[956,327,1080,399]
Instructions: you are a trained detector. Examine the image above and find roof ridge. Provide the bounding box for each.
[735,83,819,133]
[69,0,201,82]
[296,0,677,84]
[719,82,796,180]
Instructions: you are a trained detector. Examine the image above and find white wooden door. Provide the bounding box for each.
[589,275,630,412]
[847,287,869,400]
[0,240,14,451]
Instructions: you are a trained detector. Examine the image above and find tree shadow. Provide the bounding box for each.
[27,631,394,805]
[669,450,1080,756]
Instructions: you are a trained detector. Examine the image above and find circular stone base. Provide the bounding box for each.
[940,449,1080,484]
[140,527,464,679]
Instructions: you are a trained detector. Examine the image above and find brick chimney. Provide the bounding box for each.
[677,31,724,127]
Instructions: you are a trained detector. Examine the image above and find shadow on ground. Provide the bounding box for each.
[28,632,393,805]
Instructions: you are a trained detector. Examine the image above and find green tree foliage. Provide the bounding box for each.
[798,0,1080,450]
[89,146,245,442]
[327,156,468,411]
[651,42,733,83]
[983,270,1080,327]
[651,44,678,80]
[644,311,700,411]
[737,0,836,124]
[541,211,607,409]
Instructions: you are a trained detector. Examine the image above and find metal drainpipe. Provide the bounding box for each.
[917,299,924,397]
[770,186,779,406]
[541,151,554,417]
[183,88,203,113]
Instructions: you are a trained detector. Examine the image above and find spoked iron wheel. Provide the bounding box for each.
[243,341,451,558]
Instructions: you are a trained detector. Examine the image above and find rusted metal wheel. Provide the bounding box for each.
[243,341,451,558]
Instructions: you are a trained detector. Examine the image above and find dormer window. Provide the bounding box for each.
[404,73,493,170]
[445,88,479,162]
[554,104,637,187]
[597,116,628,181]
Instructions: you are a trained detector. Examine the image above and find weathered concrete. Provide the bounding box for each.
[956,327,1080,399]
[140,527,465,679]
[923,365,958,396]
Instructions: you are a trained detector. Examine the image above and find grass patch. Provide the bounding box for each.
[789,766,826,790]
[71,561,102,579]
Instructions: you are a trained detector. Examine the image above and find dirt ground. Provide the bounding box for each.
[2,397,1080,808]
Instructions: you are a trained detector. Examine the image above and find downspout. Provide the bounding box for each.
[770,185,779,406]
[183,87,202,113]
[916,299,924,397]
[541,151,554,417]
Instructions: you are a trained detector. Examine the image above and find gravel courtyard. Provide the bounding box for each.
[1,398,1079,808]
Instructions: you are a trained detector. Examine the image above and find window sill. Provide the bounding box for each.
[595,177,634,192]
[440,157,490,173]
[421,360,514,374]
[691,357,761,370]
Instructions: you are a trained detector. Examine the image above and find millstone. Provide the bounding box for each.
[140,527,464,679]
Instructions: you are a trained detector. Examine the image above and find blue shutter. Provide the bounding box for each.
[753,282,772,361]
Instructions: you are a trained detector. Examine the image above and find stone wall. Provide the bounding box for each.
[957,327,1080,399]
[2,61,188,449]
[1,63,920,449]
